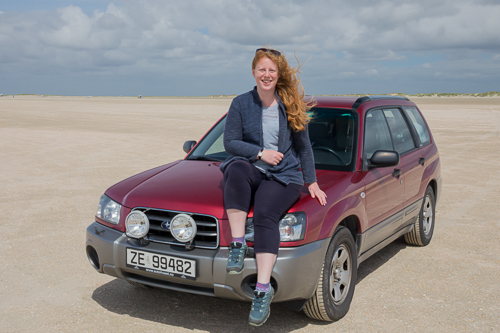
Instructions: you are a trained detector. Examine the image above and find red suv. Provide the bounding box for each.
[86,95,441,321]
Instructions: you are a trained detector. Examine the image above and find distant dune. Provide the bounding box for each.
[1,91,499,98]
[323,91,500,98]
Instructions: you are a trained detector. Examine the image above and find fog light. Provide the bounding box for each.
[86,246,100,271]
[170,213,197,243]
[125,210,149,239]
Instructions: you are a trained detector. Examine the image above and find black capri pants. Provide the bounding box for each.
[223,160,302,255]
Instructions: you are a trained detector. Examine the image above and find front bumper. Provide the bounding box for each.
[86,222,329,302]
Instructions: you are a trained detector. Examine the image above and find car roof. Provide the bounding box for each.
[310,95,411,110]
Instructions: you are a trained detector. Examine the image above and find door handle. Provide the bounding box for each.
[392,169,402,177]
[419,157,426,166]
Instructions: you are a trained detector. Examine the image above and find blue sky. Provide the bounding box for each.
[1,0,499,96]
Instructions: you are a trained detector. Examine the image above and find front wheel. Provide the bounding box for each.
[404,185,435,246]
[303,226,357,321]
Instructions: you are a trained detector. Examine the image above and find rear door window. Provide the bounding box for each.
[404,106,431,146]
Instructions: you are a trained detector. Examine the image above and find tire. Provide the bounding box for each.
[404,185,436,246]
[127,280,153,288]
[303,226,357,321]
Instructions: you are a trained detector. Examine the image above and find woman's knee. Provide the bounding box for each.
[224,160,253,180]
[253,209,280,228]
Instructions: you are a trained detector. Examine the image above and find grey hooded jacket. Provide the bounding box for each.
[219,87,317,186]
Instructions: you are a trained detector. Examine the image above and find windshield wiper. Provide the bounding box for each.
[189,155,219,161]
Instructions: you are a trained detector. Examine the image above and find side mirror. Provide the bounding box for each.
[183,140,197,153]
[369,150,400,168]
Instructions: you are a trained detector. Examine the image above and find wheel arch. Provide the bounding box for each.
[318,192,366,241]
[338,215,359,243]
[337,215,362,257]
[428,178,438,198]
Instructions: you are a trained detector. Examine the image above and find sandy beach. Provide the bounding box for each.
[1,95,499,332]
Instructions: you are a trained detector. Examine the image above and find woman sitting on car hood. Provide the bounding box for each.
[220,47,327,326]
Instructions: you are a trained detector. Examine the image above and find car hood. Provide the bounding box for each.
[106,160,227,219]
[105,160,359,222]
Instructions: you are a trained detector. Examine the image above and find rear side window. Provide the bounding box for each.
[404,106,431,145]
[383,108,416,154]
[364,109,393,159]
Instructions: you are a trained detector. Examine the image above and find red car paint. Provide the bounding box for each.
[99,96,440,249]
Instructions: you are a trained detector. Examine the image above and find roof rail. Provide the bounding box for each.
[352,95,409,110]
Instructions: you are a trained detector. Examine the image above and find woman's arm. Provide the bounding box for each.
[308,182,327,206]
[223,100,261,159]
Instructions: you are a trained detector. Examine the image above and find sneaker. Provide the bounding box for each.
[248,287,275,327]
[226,241,247,274]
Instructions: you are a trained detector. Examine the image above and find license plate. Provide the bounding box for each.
[126,248,196,280]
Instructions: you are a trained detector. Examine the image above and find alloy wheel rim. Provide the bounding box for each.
[422,195,433,235]
[329,244,352,305]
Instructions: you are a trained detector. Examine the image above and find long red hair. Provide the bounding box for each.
[252,49,313,132]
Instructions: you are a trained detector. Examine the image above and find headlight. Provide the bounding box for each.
[279,213,307,242]
[170,213,197,243]
[125,210,149,239]
[244,212,307,242]
[96,194,121,225]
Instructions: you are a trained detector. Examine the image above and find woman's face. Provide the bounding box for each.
[252,57,279,93]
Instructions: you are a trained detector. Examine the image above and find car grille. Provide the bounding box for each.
[134,208,219,249]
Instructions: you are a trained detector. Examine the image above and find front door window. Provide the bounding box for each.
[364,109,393,159]
[363,109,404,228]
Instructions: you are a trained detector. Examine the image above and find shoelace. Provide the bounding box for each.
[251,294,268,311]
[229,248,244,262]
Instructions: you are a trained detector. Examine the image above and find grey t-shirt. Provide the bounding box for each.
[253,103,280,173]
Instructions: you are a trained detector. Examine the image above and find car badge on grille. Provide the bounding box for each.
[161,220,171,231]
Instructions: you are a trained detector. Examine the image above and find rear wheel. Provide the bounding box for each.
[303,226,357,321]
[404,185,435,246]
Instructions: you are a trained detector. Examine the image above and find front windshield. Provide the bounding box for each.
[308,107,357,171]
[187,117,229,162]
[187,107,357,171]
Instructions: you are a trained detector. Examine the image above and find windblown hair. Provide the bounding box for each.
[252,49,314,132]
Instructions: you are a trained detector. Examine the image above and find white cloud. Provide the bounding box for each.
[0,0,499,95]
[340,72,356,78]
[366,69,379,76]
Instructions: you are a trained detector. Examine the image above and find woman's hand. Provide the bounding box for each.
[308,182,327,206]
[260,150,283,166]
